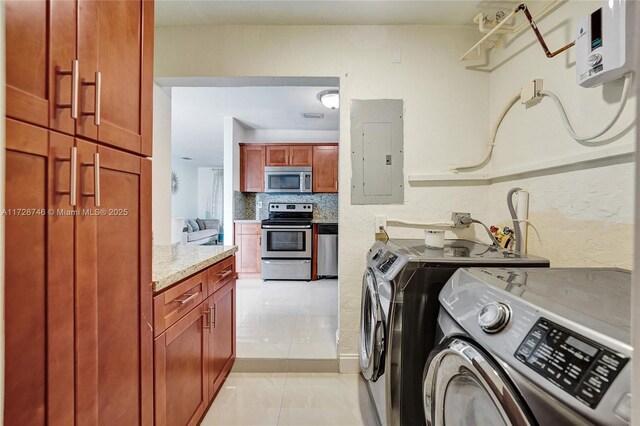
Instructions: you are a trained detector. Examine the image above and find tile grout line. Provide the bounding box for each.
[276,371,290,425]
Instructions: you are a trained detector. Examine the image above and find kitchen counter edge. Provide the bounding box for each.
[152,245,238,293]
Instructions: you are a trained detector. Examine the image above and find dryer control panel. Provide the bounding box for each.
[515,318,628,408]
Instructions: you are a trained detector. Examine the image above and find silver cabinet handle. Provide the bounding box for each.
[57,147,78,206]
[212,305,217,328]
[94,153,100,207]
[203,307,211,330]
[81,152,100,207]
[94,72,101,126]
[82,71,101,126]
[57,59,79,119]
[262,225,311,229]
[176,292,198,306]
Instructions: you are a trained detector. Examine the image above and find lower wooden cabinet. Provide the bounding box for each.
[154,304,209,426]
[235,223,261,277]
[154,257,237,426]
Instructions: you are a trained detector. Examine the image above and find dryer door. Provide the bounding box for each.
[359,268,385,381]
[423,338,535,426]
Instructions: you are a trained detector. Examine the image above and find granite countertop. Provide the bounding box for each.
[152,245,238,293]
[312,219,339,224]
[234,219,261,223]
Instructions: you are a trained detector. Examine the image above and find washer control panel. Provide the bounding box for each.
[515,318,628,408]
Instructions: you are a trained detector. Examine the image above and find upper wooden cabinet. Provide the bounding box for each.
[313,145,339,193]
[5,0,154,155]
[240,145,265,192]
[266,145,312,166]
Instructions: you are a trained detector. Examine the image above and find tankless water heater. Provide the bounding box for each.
[575,0,636,88]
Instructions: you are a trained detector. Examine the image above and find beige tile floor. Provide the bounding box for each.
[236,279,338,359]
[200,373,376,426]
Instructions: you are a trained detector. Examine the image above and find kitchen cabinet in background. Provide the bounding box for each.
[312,144,339,193]
[266,144,312,166]
[240,145,265,192]
[235,223,262,278]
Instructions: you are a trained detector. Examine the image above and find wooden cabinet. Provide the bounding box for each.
[312,145,339,193]
[5,120,75,426]
[240,145,265,192]
[240,144,337,193]
[235,223,262,277]
[5,0,154,155]
[154,304,209,426]
[207,281,236,398]
[4,120,152,425]
[266,145,312,166]
[153,258,237,426]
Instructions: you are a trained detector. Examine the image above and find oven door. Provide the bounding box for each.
[261,225,312,258]
[264,170,312,193]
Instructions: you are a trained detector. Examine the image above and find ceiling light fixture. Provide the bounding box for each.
[317,90,339,110]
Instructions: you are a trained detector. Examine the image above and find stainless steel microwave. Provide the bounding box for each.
[264,167,312,193]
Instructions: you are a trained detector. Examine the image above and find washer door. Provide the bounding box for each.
[359,268,385,381]
[423,338,534,426]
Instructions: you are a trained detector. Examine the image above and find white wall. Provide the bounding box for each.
[487,0,635,269]
[223,117,246,244]
[630,3,639,422]
[171,158,199,219]
[152,84,173,245]
[156,24,490,364]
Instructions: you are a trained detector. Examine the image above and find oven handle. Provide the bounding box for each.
[262,225,312,229]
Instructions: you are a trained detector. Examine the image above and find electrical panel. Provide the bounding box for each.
[350,100,404,205]
[575,0,636,87]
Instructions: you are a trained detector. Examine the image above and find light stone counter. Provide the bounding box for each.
[152,245,238,293]
[234,219,261,223]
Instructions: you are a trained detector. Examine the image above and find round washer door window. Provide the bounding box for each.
[359,268,385,381]
[443,374,507,426]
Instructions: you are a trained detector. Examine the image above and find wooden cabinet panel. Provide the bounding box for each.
[154,272,207,337]
[155,305,209,426]
[239,234,261,273]
[49,0,77,135]
[77,0,153,154]
[207,281,236,399]
[75,141,152,425]
[266,145,289,166]
[240,145,265,192]
[312,145,339,193]
[5,0,49,127]
[4,121,76,426]
[289,145,312,166]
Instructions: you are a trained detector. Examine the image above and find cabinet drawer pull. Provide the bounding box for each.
[82,71,101,126]
[216,269,233,281]
[212,305,216,328]
[57,59,79,119]
[176,292,198,306]
[203,308,211,330]
[81,153,100,207]
[57,147,78,206]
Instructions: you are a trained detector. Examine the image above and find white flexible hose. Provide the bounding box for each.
[451,92,521,172]
[540,72,634,142]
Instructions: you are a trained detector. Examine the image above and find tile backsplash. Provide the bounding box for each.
[233,191,338,222]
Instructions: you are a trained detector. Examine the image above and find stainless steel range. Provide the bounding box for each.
[261,203,313,280]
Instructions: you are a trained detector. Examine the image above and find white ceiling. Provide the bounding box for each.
[171,85,340,166]
[155,1,524,27]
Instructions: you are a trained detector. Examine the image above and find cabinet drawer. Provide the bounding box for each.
[154,272,206,337]
[237,223,261,235]
[208,256,236,295]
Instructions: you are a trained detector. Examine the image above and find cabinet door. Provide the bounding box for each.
[5,120,75,426]
[208,281,236,400]
[289,145,312,166]
[49,0,77,135]
[77,0,154,154]
[5,0,49,127]
[265,145,289,166]
[155,304,209,426]
[240,145,265,192]
[312,145,339,193]
[75,141,153,425]
[239,234,261,273]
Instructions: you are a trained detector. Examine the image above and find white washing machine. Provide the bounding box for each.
[425,267,631,425]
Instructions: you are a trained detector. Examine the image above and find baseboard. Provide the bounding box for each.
[233,357,339,373]
[339,353,360,373]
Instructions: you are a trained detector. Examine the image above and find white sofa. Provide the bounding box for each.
[183,218,220,245]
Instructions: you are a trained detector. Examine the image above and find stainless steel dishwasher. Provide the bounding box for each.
[317,224,338,277]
